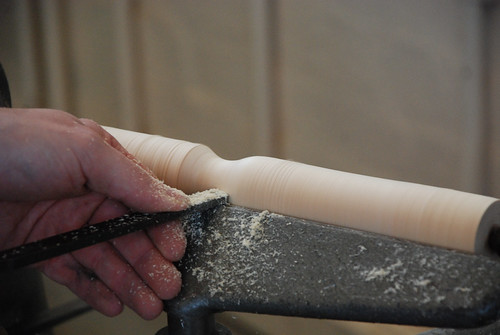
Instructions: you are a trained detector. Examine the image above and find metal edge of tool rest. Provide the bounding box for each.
[158,203,500,335]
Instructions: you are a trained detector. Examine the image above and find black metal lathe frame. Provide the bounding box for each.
[157,202,500,335]
[4,197,500,335]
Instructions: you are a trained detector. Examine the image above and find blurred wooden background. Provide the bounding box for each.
[1,0,499,334]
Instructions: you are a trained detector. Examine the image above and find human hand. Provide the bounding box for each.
[0,108,190,320]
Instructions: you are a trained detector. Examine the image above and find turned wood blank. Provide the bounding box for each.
[105,127,500,255]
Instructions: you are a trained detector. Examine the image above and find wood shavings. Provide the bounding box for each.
[189,189,228,206]
[361,259,404,282]
[181,208,277,299]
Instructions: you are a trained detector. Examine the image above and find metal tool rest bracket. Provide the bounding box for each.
[157,202,500,335]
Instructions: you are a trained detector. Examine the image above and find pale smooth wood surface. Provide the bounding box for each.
[105,126,500,255]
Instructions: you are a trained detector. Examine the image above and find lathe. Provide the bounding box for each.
[1,62,500,334]
[106,127,500,335]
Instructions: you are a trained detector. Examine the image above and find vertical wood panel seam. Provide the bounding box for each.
[112,1,136,130]
[250,0,273,156]
[250,0,284,157]
[268,0,284,158]
[479,2,498,196]
[29,0,48,107]
[112,0,148,132]
[459,3,484,193]
[130,0,148,133]
[57,0,77,117]
[16,0,43,107]
[39,0,69,111]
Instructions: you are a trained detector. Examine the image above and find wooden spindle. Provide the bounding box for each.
[105,126,500,255]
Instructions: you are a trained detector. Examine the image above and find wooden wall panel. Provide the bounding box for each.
[279,0,483,191]
[139,0,266,159]
[55,0,125,126]
[0,1,496,335]
[37,0,69,111]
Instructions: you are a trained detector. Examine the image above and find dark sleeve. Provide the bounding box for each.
[0,63,12,108]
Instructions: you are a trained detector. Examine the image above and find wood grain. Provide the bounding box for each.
[105,126,500,255]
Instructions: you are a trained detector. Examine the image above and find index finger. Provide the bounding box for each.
[76,122,189,213]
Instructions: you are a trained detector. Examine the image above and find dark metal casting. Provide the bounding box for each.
[160,203,500,335]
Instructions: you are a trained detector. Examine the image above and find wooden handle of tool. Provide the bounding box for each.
[105,126,500,255]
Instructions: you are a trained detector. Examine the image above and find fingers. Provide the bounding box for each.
[110,228,183,300]
[40,253,124,317]
[76,120,190,213]
[35,196,186,320]
[2,109,189,320]
[88,198,187,263]
[72,241,165,320]
[75,121,188,316]
[78,119,151,172]
[147,221,187,262]
[88,198,185,316]
[42,224,184,320]
[90,198,186,288]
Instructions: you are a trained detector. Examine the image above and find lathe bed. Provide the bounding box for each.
[3,201,500,334]
[156,202,500,335]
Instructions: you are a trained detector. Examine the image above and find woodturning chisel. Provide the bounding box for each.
[0,189,228,272]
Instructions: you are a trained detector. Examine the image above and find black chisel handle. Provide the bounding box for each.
[0,194,227,271]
